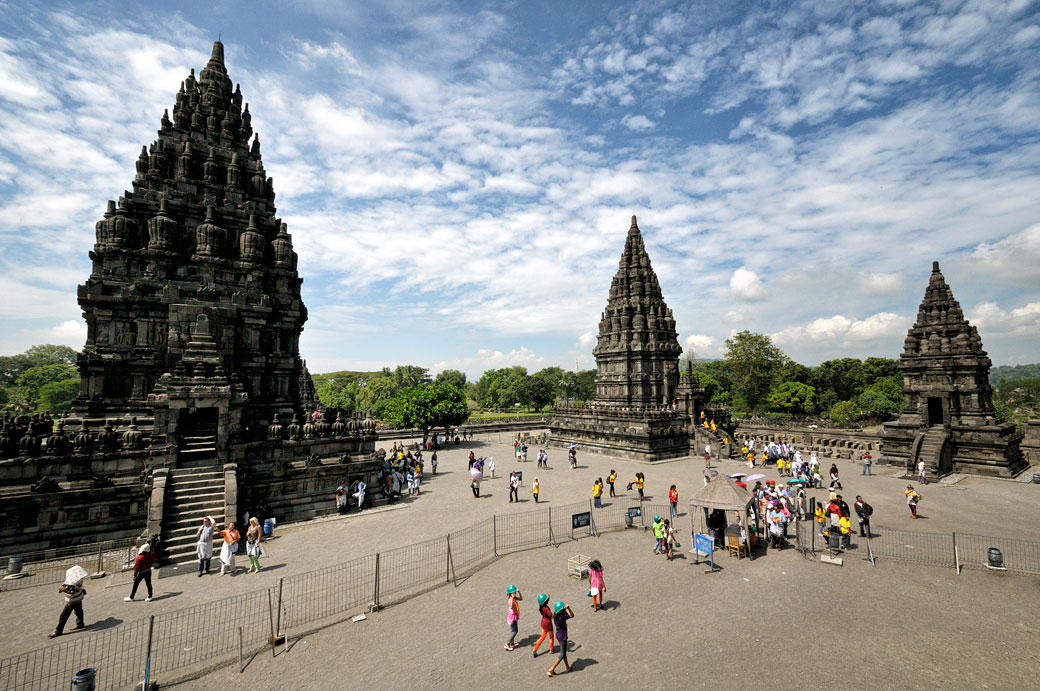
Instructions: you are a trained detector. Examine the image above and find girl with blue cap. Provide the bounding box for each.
[504,584,523,650]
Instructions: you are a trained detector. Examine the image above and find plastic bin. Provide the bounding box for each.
[7,556,23,574]
[263,519,274,537]
[71,667,95,691]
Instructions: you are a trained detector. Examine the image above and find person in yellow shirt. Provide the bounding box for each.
[815,504,827,536]
[710,420,717,433]
[592,478,603,508]
[839,515,851,549]
[607,470,617,497]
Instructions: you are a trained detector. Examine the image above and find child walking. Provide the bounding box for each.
[533,593,555,657]
[548,601,574,676]
[504,585,523,650]
[587,559,605,612]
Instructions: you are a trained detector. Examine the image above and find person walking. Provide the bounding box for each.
[704,442,712,467]
[124,543,155,602]
[607,469,617,497]
[195,515,215,577]
[49,570,87,638]
[663,520,678,560]
[219,521,240,575]
[431,450,438,474]
[246,517,263,573]
[532,477,540,503]
[839,513,852,549]
[636,473,645,502]
[854,495,872,537]
[829,464,843,490]
[668,484,679,519]
[905,485,921,518]
[509,471,520,503]
[533,593,555,657]
[652,515,665,554]
[488,457,496,479]
[917,458,928,485]
[592,478,603,508]
[547,601,574,676]
[587,559,606,611]
[504,584,523,651]
[862,451,873,476]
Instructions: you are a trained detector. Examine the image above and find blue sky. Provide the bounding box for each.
[0,0,1038,377]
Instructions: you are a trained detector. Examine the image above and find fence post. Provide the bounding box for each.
[143,614,154,690]
[953,532,960,574]
[267,590,277,658]
[446,536,457,587]
[238,625,244,673]
[493,515,498,557]
[548,506,555,546]
[275,577,284,635]
[94,543,104,577]
[373,553,381,610]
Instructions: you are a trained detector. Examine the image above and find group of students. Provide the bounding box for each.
[503,559,607,676]
[650,516,679,559]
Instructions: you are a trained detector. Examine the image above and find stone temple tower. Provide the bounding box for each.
[880,262,1025,477]
[550,216,692,461]
[593,216,683,406]
[75,41,313,459]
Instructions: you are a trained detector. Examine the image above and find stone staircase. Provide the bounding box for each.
[179,425,218,466]
[159,466,225,565]
[916,428,949,474]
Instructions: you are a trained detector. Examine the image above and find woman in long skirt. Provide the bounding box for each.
[219,521,240,575]
[195,516,215,577]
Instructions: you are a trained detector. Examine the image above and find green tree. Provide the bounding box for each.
[383,384,469,440]
[38,378,80,416]
[767,381,818,415]
[356,374,398,417]
[433,369,467,391]
[315,377,358,411]
[811,358,865,402]
[861,357,899,386]
[0,344,78,386]
[857,375,903,419]
[17,364,78,404]
[698,360,732,395]
[780,361,813,386]
[391,365,431,389]
[561,369,596,402]
[724,331,788,413]
[528,368,563,411]
[829,399,860,425]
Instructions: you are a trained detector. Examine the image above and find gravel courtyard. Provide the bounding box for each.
[3,432,1039,689]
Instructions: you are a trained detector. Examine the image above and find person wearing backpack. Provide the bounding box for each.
[854,495,873,537]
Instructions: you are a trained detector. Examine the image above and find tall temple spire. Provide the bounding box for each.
[592,216,681,406]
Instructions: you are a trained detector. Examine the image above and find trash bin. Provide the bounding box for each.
[71,667,95,691]
[987,547,1004,569]
[7,556,23,575]
[826,531,841,550]
[263,519,274,537]
[1032,473,1040,484]
[624,513,633,528]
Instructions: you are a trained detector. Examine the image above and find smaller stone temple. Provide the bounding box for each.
[881,262,1025,477]
[550,216,706,461]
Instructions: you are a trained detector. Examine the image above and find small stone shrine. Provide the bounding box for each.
[550,216,717,461]
[880,262,1025,477]
[0,42,380,558]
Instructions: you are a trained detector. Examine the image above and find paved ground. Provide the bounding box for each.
[2,431,1039,687]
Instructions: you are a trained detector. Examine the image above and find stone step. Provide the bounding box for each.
[163,502,225,519]
[166,488,225,501]
[168,470,223,481]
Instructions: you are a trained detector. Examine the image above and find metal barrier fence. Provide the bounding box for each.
[1,540,138,592]
[954,532,1040,575]
[6,500,1040,690]
[868,529,955,568]
[281,554,376,630]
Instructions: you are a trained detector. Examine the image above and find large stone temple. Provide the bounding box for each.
[0,42,380,559]
[550,216,727,461]
[880,262,1025,477]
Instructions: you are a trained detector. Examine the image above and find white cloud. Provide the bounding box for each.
[40,320,87,344]
[773,311,907,347]
[968,301,1040,336]
[858,272,904,296]
[621,114,655,131]
[683,333,722,357]
[578,331,596,349]
[729,267,767,301]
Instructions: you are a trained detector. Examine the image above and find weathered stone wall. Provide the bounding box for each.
[734,424,883,460]
[0,483,147,553]
[1023,420,1040,465]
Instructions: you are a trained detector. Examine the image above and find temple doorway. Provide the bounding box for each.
[927,397,943,427]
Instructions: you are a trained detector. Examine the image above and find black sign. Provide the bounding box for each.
[627,506,642,519]
[515,471,523,482]
[572,511,591,530]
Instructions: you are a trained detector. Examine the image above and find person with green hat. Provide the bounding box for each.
[533,593,555,657]
[652,515,665,554]
[548,600,574,676]
[504,584,523,650]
